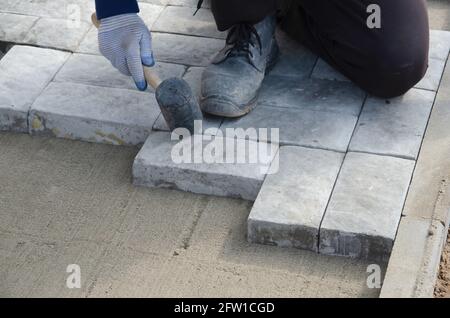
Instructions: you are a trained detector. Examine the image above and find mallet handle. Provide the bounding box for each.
[91,13,162,89]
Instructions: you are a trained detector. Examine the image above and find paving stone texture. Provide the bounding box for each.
[0,0,449,261]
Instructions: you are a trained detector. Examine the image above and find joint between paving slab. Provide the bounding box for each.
[307,56,320,78]
[316,151,349,252]
[391,55,449,236]
[314,92,367,251]
[11,42,73,54]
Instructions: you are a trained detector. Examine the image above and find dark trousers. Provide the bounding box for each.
[210,0,429,98]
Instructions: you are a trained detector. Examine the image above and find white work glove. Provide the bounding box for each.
[98,13,154,91]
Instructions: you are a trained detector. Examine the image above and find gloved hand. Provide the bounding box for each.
[98,13,155,91]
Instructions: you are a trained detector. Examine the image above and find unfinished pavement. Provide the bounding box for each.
[0,0,449,297]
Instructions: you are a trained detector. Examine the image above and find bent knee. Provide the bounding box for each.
[363,46,429,98]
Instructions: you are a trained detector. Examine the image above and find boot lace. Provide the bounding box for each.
[195,1,262,62]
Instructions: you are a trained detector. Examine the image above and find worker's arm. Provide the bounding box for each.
[94,0,154,91]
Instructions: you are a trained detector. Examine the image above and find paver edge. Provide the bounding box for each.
[380,53,450,298]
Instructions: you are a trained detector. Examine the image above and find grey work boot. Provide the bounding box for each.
[200,15,279,118]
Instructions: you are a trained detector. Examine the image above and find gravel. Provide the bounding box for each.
[435,228,450,298]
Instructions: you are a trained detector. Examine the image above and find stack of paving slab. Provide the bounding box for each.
[1,0,450,261]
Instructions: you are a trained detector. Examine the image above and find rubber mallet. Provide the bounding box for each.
[92,13,203,134]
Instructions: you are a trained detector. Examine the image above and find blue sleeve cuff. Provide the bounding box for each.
[95,0,139,20]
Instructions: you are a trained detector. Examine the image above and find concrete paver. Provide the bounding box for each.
[319,152,415,261]
[152,6,225,39]
[221,104,358,152]
[152,32,224,66]
[258,76,365,116]
[0,46,70,132]
[248,146,343,252]
[29,82,160,146]
[133,131,279,200]
[55,53,186,92]
[349,89,436,160]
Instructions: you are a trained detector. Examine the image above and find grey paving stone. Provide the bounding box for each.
[0,13,39,43]
[415,58,446,91]
[0,46,70,132]
[429,30,450,61]
[24,17,91,52]
[76,27,99,55]
[259,76,366,117]
[221,104,358,152]
[311,59,350,82]
[0,0,20,12]
[319,152,415,261]
[5,0,95,22]
[29,82,160,146]
[152,33,224,66]
[55,53,186,92]
[269,30,317,79]
[248,146,344,251]
[133,131,279,200]
[349,88,435,159]
[153,6,225,39]
[138,3,166,27]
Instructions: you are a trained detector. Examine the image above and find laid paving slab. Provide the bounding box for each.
[75,27,99,55]
[319,152,415,261]
[268,30,317,79]
[29,82,160,146]
[133,131,279,200]
[24,17,91,52]
[259,76,366,116]
[0,13,39,43]
[0,46,70,132]
[221,104,358,152]
[3,0,95,22]
[55,53,186,92]
[429,30,450,61]
[138,3,166,27]
[153,6,225,39]
[152,33,224,66]
[311,59,350,82]
[415,57,447,91]
[349,88,436,159]
[248,146,344,251]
